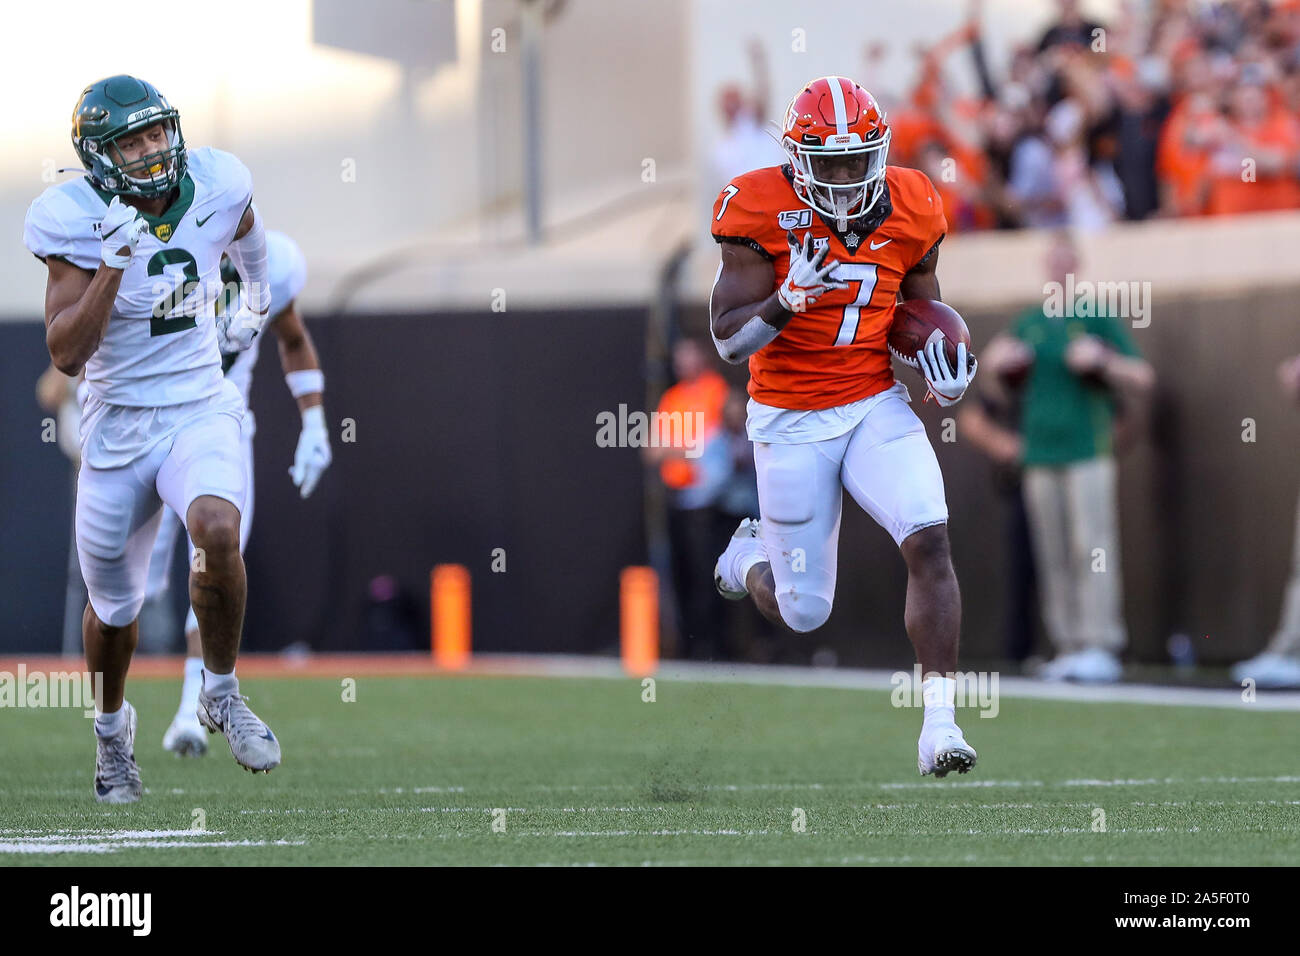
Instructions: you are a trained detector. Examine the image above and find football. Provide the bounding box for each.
[887,299,976,376]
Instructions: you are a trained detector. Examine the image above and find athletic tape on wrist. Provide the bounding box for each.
[712,314,779,365]
[285,369,324,399]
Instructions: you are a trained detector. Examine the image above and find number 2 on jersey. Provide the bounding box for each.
[830,263,879,346]
[147,248,200,337]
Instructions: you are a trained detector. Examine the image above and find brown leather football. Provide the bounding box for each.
[887,299,976,376]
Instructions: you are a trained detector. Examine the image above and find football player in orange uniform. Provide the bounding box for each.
[710,76,979,777]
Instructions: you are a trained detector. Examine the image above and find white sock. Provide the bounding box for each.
[921,675,957,727]
[202,668,239,698]
[179,657,203,719]
[95,706,125,738]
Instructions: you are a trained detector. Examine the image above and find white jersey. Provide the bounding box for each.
[222,230,308,404]
[23,147,254,408]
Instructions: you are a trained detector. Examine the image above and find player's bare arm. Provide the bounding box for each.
[709,241,790,363]
[272,297,333,497]
[45,184,153,374]
[710,231,847,364]
[899,241,941,302]
[272,301,324,412]
[43,257,118,375]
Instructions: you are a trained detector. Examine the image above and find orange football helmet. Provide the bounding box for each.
[780,76,891,228]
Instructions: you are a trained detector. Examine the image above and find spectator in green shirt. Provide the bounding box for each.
[982,230,1155,682]
[1232,354,1300,689]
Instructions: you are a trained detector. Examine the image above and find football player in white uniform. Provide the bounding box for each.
[145,231,331,756]
[24,75,281,801]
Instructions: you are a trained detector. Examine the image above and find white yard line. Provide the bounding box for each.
[0,828,306,855]
[338,774,1300,797]
[515,854,925,866]
[467,654,1300,711]
[436,828,785,838]
[0,839,306,854]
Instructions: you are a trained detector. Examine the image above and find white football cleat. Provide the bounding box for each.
[1037,651,1082,681]
[1068,647,1123,684]
[163,713,209,757]
[1038,648,1122,684]
[918,720,978,778]
[714,517,764,600]
[197,689,281,773]
[1231,652,1300,689]
[94,701,143,804]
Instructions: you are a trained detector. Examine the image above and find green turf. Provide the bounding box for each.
[1,674,1297,865]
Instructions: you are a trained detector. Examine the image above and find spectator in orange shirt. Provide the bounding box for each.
[917,138,996,232]
[646,338,734,658]
[1157,87,1219,216]
[1206,78,1300,215]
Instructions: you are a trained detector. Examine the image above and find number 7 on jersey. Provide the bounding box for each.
[831,263,879,346]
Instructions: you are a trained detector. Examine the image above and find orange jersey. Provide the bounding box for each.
[712,164,947,411]
[656,370,728,490]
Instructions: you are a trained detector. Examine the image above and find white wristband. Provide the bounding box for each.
[285,369,324,399]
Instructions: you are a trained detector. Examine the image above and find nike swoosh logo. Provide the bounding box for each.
[196,211,216,227]
[869,238,892,250]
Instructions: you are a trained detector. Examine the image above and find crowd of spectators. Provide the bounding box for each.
[876,0,1300,231]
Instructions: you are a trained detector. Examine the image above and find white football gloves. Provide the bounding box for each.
[777,230,848,313]
[217,289,270,354]
[98,197,149,269]
[918,338,978,406]
[289,405,332,498]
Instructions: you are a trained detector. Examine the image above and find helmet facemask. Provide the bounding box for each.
[83,113,187,199]
[786,128,890,231]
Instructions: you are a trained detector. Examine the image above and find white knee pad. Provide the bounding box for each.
[776,592,833,633]
[87,589,147,629]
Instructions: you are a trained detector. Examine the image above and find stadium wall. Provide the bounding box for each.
[0,308,649,657]
[3,291,1297,666]
[673,282,1300,669]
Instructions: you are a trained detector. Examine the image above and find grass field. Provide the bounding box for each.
[2,670,1298,865]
